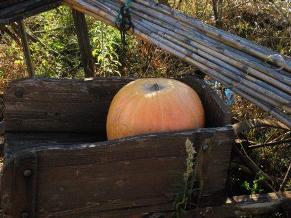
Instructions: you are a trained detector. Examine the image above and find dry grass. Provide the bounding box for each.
[0,44,26,93]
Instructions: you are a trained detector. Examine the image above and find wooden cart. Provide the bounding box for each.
[1,75,234,217]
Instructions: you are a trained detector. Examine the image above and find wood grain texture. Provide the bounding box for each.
[2,127,234,217]
[72,9,95,78]
[4,77,132,134]
[1,152,38,218]
[0,0,61,24]
[4,76,231,135]
[2,76,233,216]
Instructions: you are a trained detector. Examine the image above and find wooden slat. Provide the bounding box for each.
[0,0,62,24]
[4,77,132,134]
[2,126,234,217]
[17,20,34,77]
[1,152,38,218]
[4,132,100,155]
[0,0,26,9]
[72,9,95,78]
[4,76,231,134]
[185,191,291,217]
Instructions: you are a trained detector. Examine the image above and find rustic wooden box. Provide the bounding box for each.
[1,75,233,217]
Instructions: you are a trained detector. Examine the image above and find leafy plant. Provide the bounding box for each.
[89,20,122,76]
[242,175,265,194]
[173,139,198,218]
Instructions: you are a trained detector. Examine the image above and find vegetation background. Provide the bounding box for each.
[0,0,290,198]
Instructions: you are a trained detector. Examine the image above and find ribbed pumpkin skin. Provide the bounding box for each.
[106,78,205,140]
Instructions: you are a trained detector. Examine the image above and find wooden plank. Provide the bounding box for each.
[2,126,234,216]
[4,132,100,156]
[194,130,234,206]
[0,0,27,9]
[185,191,291,217]
[17,20,34,77]
[4,77,131,134]
[1,152,38,218]
[0,0,62,24]
[4,76,230,134]
[72,9,95,78]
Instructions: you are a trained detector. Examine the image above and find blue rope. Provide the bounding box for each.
[115,0,134,26]
[115,0,134,69]
[224,88,235,106]
[124,0,134,8]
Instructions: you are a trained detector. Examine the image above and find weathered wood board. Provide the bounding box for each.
[0,0,61,24]
[4,75,231,135]
[187,191,291,217]
[2,127,234,217]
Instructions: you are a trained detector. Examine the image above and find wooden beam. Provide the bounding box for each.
[17,20,34,77]
[72,9,94,78]
[186,191,291,217]
[0,0,62,24]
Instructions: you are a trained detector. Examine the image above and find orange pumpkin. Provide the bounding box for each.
[106,78,205,140]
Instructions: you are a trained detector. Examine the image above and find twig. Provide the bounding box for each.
[248,139,291,149]
[279,163,291,192]
[233,119,290,136]
[234,144,276,192]
[269,131,291,143]
[0,25,21,45]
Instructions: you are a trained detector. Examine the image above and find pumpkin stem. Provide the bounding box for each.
[151,83,160,91]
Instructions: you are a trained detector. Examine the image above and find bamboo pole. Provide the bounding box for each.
[134,0,291,72]
[129,4,291,86]
[104,0,291,97]
[64,0,291,127]
[98,0,291,112]
[112,0,291,88]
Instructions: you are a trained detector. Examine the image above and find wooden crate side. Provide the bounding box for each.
[1,152,38,218]
[179,75,231,127]
[194,128,234,206]
[4,76,230,134]
[1,127,233,217]
[4,77,132,134]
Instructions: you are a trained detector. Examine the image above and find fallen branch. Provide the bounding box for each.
[233,144,276,192]
[279,163,291,192]
[248,138,291,149]
[186,191,291,217]
[233,119,290,136]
